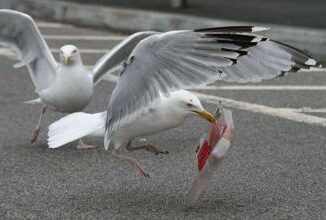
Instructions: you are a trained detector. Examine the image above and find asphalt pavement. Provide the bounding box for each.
[0,21,326,219]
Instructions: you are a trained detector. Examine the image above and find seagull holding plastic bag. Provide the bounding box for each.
[48,89,215,177]
[102,26,318,149]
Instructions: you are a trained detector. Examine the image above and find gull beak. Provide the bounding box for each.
[193,110,216,122]
[63,55,71,64]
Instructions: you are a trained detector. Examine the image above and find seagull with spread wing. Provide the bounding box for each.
[48,26,319,176]
[0,9,156,145]
[103,26,318,147]
[99,26,318,175]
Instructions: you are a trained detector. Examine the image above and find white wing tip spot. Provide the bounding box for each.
[252,27,270,32]
[305,58,317,66]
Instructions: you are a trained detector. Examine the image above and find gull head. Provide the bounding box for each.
[59,44,81,65]
[170,90,215,123]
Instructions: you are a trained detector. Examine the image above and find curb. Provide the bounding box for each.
[1,0,326,63]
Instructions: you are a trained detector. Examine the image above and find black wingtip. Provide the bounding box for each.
[194,26,255,33]
[216,39,258,49]
[271,40,319,65]
[221,48,248,56]
[204,33,256,42]
[194,26,270,33]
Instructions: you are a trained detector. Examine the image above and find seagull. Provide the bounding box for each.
[103,26,319,147]
[48,26,319,176]
[91,26,318,174]
[0,9,157,144]
[48,90,215,176]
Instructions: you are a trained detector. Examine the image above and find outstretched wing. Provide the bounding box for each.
[104,26,318,147]
[92,31,159,85]
[0,9,57,91]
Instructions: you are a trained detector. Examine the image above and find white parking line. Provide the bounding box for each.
[280,107,326,113]
[301,68,325,72]
[194,85,326,91]
[51,48,109,54]
[0,48,110,58]
[36,22,72,28]
[44,35,126,41]
[192,92,326,127]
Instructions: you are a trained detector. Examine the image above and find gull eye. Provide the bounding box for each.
[187,103,193,107]
[72,49,77,53]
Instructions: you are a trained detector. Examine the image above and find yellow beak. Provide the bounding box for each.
[63,56,72,64]
[193,110,216,122]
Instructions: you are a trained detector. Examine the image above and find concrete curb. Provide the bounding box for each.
[1,0,326,63]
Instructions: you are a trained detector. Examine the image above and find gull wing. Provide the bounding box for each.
[104,26,318,147]
[92,31,159,85]
[0,9,57,91]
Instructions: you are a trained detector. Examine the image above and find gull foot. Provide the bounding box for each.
[112,151,150,178]
[30,129,40,144]
[127,144,169,155]
[75,142,96,149]
[142,144,169,155]
[132,160,150,178]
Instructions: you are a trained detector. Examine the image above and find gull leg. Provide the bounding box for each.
[112,149,150,178]
[30,105,46,143]
[75,139,96,149]
[126,143,169,155]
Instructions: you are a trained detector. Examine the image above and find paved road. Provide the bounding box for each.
[0,22,325,219]
[68,0,326,29]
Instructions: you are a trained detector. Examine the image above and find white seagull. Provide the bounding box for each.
[49,26,319,176]
[102,26,319,150]
[48,90,215,177]
[0,9,156,145]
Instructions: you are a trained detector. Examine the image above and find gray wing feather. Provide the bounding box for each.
[0,9,57,91]
[104,26,318,145]
[92,31,159,85]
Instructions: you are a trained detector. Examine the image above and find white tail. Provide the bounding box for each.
[48,112,106,148]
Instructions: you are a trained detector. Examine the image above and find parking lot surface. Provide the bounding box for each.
[0,21,325,219]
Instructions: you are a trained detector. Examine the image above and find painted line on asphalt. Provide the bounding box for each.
[193,85,326,91]
[192,92,326,127]
[36,22,72,28]
[279,107,326,113]
[44,35,126,41]
[104,74,119,82]
[301,68,325,72]
[0,48,110,58]
[51,48,110,53]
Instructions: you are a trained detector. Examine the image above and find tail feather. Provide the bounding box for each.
[48,112,106,148]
